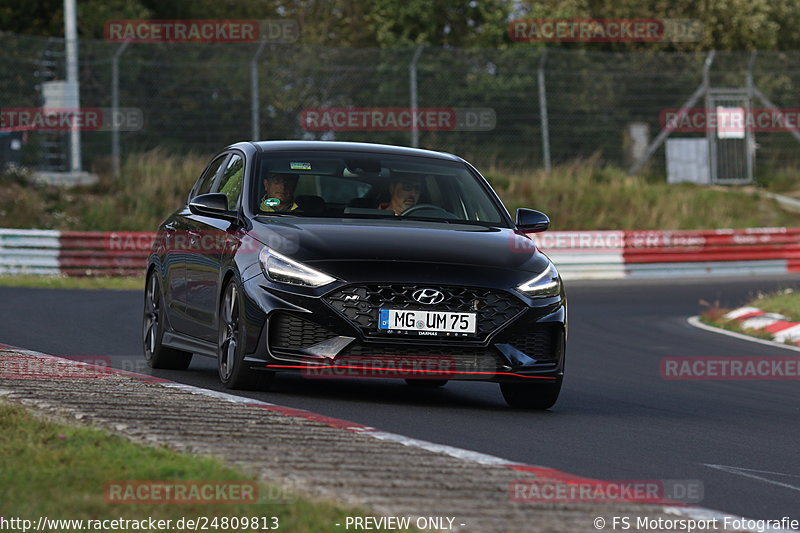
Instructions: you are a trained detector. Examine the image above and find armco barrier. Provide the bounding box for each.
[0,227,798,279]
[623,228,800,279]
[0,229,151,276]
[537,227,800,279]
[0,229,61,275]
[532,230,626,280]
[59,231,151,276]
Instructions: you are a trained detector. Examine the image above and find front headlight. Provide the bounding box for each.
[259,247,336,287]
[516,262,561,298]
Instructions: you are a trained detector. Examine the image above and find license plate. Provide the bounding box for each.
[378,309,477,335]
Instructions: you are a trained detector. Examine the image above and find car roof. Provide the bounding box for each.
[229,140,464,162]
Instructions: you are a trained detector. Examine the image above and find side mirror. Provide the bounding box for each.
[516,208,550,232]
[189,193,237,221]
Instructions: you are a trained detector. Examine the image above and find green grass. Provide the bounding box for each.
[484,157,800,230]
[699,289,800,341]
[3,151,800,231]
[0,401,414,532]
[699,314,775,340]
[747,289,800,321]
[0,275,144,290]
[758,167,800,196]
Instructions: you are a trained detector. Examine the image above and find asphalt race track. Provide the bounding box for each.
[2,276,799,521]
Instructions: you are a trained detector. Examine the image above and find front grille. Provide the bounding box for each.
[507,324,562,361]
[324,284,525,341]
[269,313,338,350]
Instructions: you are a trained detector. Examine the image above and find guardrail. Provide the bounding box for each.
[0,229,149,276]
[537,227,800,279]
[0,227,799,279]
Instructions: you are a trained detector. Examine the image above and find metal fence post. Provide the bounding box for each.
[64,0,81,172]
[251,41,267,141]
[409,44,424,148]
[745,51,757,182]
[628,51,715,175]
[703,51,716,183]
[111,41,129,179]
[538,49,552,173]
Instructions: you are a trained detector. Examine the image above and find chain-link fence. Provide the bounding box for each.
[3,32,800,178]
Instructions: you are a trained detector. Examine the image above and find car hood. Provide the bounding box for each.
[249,217,550,277]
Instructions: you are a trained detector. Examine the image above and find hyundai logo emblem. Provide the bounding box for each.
[412,288,445,305]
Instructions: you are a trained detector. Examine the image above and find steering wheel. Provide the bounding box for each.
[400,204,457,219]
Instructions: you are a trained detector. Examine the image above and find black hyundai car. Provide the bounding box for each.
[143,141,566,409]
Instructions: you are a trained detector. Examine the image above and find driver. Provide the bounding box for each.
[380,174,422,215]
[260,172,299,212]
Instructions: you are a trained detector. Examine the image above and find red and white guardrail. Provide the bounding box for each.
[534,226,800,279]
[0,229,150,276]
[0,226,799,278]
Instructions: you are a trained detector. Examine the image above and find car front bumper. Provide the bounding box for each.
[240,275,566,383]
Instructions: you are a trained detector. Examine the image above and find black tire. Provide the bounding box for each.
[404,379,448,388]
[143,272,193,370]
[218,280,274,390]
[500,378,562,410]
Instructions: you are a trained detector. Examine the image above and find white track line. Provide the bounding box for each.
[687,316,800,353]
[704,464,800,493]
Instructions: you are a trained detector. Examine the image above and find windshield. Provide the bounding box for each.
[252,151,508,225]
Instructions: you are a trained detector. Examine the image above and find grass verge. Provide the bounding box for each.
[747,289,800,320]
[699,289,800,341]
[0,275,143,290]
[0,401,413,532]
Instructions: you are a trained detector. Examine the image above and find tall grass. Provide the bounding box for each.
[1,150,799,231]
[83,149,207,229]
[485,156,800,230]
[0,149,207,231]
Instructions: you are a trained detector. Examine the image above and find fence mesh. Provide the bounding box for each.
[2,32,800,177]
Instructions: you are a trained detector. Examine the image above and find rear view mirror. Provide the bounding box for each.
[516,208,550,232]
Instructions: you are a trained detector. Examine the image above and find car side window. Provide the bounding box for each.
[214,154,244,210]
[188,155,228,202]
